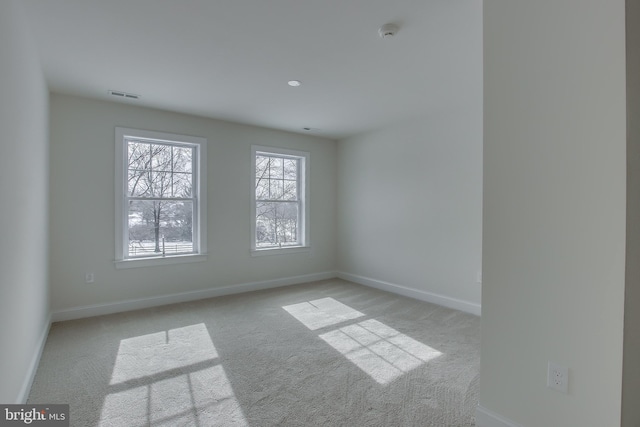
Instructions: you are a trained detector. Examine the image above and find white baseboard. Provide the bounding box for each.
[52,271,336,322]
[336,271,481,316]
[17,313,51,403]
[475,405,523,427]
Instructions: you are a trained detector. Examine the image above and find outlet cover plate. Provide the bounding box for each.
[547,361,569,394]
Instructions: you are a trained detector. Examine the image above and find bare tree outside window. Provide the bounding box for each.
[126,140,194,257]
[255,153,302,248]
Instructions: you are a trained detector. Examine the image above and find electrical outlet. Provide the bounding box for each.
[85,273,95,284]
[476,271,482,284]
[547,362,569,393]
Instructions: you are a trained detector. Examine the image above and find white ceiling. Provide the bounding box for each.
[21,0,482,139]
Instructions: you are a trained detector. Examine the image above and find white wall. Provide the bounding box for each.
[49,94,336,313]
[623,1,640,425]
[0,0,50,403]
[336,107,482,313]
[480,1,626,426]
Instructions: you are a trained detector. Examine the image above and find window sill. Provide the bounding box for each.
[251,246,311,257]
[115,254,207,269]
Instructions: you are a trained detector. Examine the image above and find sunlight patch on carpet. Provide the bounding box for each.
[319,319,442,384]
[110,323,217,385]
[100,323,247,426]
[284,299,442,385]
[282,297,364,330]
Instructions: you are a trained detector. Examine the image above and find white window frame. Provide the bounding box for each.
[251,145,310,256]
[115,127,207,269]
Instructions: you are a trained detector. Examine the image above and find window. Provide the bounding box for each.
[251,146,309,254]
[115,128,207,268]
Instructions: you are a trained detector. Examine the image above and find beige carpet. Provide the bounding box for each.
[28,279,480,426]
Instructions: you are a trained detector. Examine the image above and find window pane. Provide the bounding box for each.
[149,171,172,196]
[269,157,284,178]
[128,170,150,197]
[270,179,284,199]
[256,201,299,248]
[172,172,192,197]
[128,200,193,257]
[284,159,298,180]
[128,141,151,170]
[256,178,269,200]
[151,144,172,171]
[256,156,269,179]
[283,180,297,201]
[172,146,193,173]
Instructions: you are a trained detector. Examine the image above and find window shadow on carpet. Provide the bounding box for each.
[283,298,442,384]
[29,280,479,426]
[101,323,247,426]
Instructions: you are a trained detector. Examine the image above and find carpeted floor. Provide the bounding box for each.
[28,279,480,426]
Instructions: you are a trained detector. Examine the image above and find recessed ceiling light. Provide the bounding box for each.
[288,80,301,87]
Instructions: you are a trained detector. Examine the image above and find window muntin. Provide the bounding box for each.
[252,146,308,251]
[116,128,206,265]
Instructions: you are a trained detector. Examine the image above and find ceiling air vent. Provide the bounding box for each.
[108,90,140,100]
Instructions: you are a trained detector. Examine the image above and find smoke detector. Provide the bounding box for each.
[378,23,399,39]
